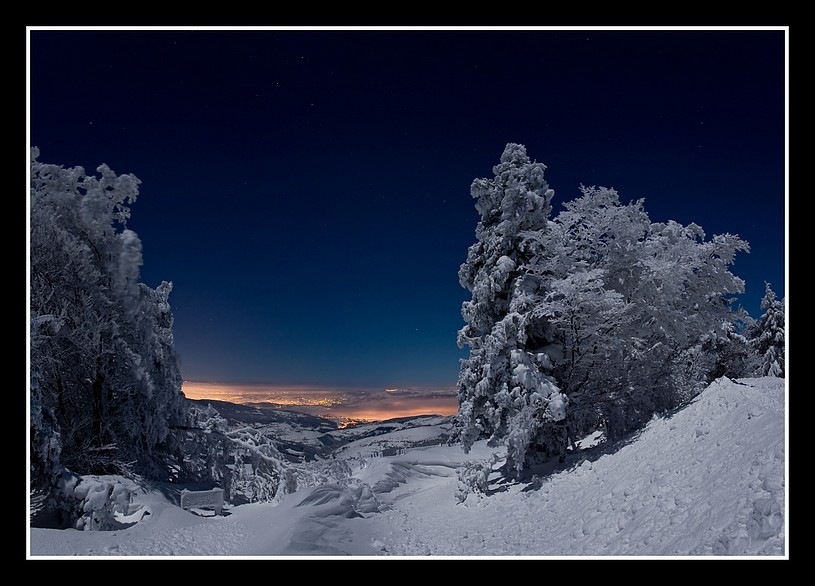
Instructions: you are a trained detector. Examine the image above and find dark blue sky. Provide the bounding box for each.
[28,27,787,390]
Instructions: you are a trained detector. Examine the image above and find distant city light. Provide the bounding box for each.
[181,381,458,424]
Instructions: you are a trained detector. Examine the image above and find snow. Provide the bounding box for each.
[28,376,786,559]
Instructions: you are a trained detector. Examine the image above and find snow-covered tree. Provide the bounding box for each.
[748,282,785,377]
[674,318,756,402]
[456,143,566,473]
[542,187,750,441]
[30,148,188,525]
[456,148,753,475]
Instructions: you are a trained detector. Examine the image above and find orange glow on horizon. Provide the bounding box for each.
[181,381,345,406]
[181,381,459,422]
[320,396,460,422]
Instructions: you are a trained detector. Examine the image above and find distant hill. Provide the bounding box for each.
[188,398,455,463]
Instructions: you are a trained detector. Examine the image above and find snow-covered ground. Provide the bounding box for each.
[28,376,786,559]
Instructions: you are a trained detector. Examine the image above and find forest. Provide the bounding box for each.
[28,143,785,531]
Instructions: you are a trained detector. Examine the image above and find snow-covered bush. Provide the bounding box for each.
[188,402,229,434]
[55,472,136,531]
[226,426,285,504]
[455,453,500,503]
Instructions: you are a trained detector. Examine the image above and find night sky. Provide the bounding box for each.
[28,27,787,393]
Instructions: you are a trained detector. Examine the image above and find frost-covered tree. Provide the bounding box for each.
[456,144,567,474]
[525,187,645,440]
[29,149,313,526]
[688,321,758,382]
[30,148,188,524]
[456,147,752,475]
[29,324,63,516]
[541,187,750,439]
[748,282,785,377]
[643,222,752,401]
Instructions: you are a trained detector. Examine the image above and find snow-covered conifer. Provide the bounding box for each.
[749,282,785,377]
[456,144,565,472]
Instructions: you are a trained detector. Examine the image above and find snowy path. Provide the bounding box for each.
[29,377,786,558]
[364,377,785,556]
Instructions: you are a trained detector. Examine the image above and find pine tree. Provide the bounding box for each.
[750,282,785,377]
[456,144,567,474]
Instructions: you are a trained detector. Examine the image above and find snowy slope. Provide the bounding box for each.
[28,376,786,558]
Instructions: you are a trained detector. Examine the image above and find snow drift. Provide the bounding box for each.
[28,376,786,558]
